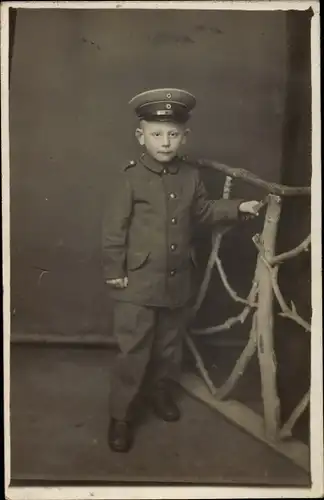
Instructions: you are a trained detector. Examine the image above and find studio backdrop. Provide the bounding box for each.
[9,8,311,361]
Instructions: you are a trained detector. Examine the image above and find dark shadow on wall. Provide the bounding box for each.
[9,8,17,85]
[275,8,312,443]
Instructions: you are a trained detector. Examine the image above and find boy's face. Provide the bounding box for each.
[136,120,189,163]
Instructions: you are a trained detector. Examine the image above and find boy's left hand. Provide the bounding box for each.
[239,200,262,220]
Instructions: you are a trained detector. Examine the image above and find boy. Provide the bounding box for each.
[102,88,260,453]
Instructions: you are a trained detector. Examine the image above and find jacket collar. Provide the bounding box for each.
[139,152,180,175]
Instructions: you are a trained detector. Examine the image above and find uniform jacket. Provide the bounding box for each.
[102,153,244,308]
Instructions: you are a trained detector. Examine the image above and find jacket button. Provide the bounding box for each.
[171,217,177,224]
[163,168,168,174]
[170,244,177,251]
[169,193,177,199]
[170,269,176,277]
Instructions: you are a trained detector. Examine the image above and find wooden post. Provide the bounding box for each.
[256,194,282,441]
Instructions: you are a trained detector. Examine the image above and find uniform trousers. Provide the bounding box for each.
[109,301,187,421]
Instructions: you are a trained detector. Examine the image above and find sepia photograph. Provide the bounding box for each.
[1,1,322,499]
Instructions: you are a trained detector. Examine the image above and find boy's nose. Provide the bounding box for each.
[162,134,171,147]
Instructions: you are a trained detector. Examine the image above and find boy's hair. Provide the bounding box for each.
[138,118,188,128]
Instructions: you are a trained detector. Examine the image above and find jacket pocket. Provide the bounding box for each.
[127,250,151,271]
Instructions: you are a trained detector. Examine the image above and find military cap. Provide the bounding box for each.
[129,88,196,123]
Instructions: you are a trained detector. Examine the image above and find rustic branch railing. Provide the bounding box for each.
[185,157,311,445]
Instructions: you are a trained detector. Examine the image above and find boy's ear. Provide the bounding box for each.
[135,128,145,146]
[181,127,191,145]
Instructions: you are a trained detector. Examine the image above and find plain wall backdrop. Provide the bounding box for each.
[10,7,291,334]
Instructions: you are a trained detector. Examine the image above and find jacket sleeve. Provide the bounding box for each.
[192,171,244,226]
[102,171,133,280]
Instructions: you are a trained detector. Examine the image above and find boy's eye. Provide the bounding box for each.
[169,132,179,138]
[152,132,161,137]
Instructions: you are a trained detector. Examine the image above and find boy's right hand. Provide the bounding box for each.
[105,277,128,289]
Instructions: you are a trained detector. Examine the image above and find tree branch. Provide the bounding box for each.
[216,312,258,400]
[191,228,229,316]
[279,390,310,439]
[190,158,311,196]
[278,310,311,332]
[191,279,258,335]
[214,233,259,307]
[185,334,218,396]
[252,235,311,333]
[190,309,250,335]
[271,234,311,265]
[191,176,233,317]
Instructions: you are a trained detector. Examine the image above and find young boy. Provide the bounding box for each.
[102,88,260,453]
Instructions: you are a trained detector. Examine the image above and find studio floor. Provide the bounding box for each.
[10,344,310,486]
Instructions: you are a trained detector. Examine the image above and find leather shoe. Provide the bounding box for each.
[108,418,133,452]
[151,386,181,422]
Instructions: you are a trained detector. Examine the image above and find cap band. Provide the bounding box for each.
[129,88,196,123]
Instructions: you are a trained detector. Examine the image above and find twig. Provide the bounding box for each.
[191,310,250,335]
[280,390,310,439]
[214,234,259,307]
[190,158,311,197]
[271,234,311,265]
[278,310,311,332]
[216,312,258,400]
[222,175,233,200]
[194,171,259,316]
[191,227,229,316]
[191,250,216,316]
[252,234,265,257]
[185,334,218,396]
[271,267,290,312]
[191,176,233,317]
[252,235,311,332]
[191,279,259,335]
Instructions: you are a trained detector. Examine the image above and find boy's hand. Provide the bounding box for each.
[105,277,128,289]
[239,200,262,220]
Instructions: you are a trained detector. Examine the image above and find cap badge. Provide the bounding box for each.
[157,110,173,115]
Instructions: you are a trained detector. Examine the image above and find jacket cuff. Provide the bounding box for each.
[103,264,126,281]
[224,199,245,221]
[236,199,246,219]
